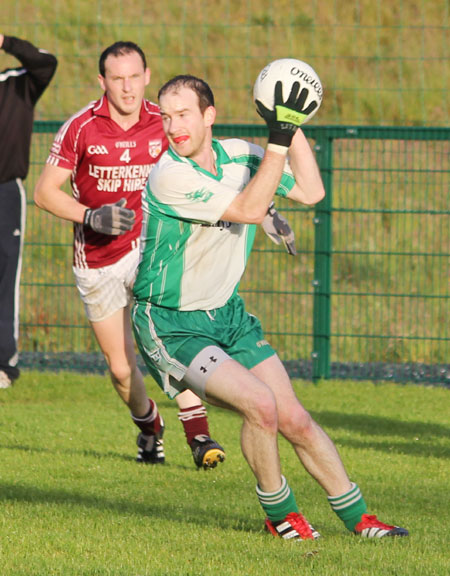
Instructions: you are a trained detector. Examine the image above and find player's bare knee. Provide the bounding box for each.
[256,407,279,434]
[279,404,315,441]
[109,361,133,388]
[245,386,278,433]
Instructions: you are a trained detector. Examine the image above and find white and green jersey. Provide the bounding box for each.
[133,137,295,311]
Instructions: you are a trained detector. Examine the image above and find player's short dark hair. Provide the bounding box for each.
[98,41,147,76]
[158,75,214,113]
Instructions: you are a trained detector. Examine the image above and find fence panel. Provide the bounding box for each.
[20,123,449,384]
[312,127,449,384]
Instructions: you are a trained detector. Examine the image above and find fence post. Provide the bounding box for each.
[312,132,333,380]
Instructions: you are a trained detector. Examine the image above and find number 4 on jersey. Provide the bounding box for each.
[120,149,131,163]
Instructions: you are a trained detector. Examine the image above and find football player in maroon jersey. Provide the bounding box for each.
[34,41,225,468]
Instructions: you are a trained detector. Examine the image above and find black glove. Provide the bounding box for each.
[255,80,318,148]
[261,203,297,255]
[83,198,135,235]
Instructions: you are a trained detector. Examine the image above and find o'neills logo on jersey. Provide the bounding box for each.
[115,141,137,148]
[87,144,109,155]
[148,139,162,158]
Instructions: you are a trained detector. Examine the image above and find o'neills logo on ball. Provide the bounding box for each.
[260,65,271,81]
[290,66,323,99]
[148,139,162,158]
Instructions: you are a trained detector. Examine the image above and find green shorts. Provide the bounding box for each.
[132,294,275,399]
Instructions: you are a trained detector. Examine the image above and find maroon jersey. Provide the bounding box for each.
[47,95,168,268]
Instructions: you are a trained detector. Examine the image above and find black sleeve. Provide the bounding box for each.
[2,35,58,104]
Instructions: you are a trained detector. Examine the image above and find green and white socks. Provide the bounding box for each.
[328,482,367,531]
[256,475,298,522]
[256,477,367,532]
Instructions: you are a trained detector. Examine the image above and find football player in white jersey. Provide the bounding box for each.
[132,74,408,540]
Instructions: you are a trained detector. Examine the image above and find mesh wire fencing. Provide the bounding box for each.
[1,0,448,126]
[20,123,449,385]
[3,0,448,382]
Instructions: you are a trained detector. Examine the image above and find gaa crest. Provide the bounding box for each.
[148,139,162,158]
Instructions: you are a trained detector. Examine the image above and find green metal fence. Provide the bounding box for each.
[21,122,449,385]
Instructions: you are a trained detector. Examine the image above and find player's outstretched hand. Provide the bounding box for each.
[256,80,318,148]
[83,198,135,235]
[261,203,297,255]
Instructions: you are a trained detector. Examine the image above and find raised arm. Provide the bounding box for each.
[221,149,288,224]
[221,81,324,224]
[285,129,325,205]
[0,34,57,101]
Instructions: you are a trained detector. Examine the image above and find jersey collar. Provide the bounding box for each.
[92,94,112,117]
[167,138,232,180]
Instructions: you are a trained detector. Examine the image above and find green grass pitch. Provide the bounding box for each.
[0,372,449,575]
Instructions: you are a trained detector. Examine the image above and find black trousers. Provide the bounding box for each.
[0,179,26,380]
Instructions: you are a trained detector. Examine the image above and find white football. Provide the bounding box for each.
[253,58,323,124]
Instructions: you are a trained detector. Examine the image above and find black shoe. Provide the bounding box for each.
[136,420,165,464]
[190,435,225,469]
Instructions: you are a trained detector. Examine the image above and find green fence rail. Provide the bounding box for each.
[21,122,449,385]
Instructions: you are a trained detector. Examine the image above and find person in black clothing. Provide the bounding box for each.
[0,34,57,388]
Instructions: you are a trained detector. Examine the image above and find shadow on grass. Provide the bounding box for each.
[311,411,450,459]
[0,443,213,472]
[0,481,258,534]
